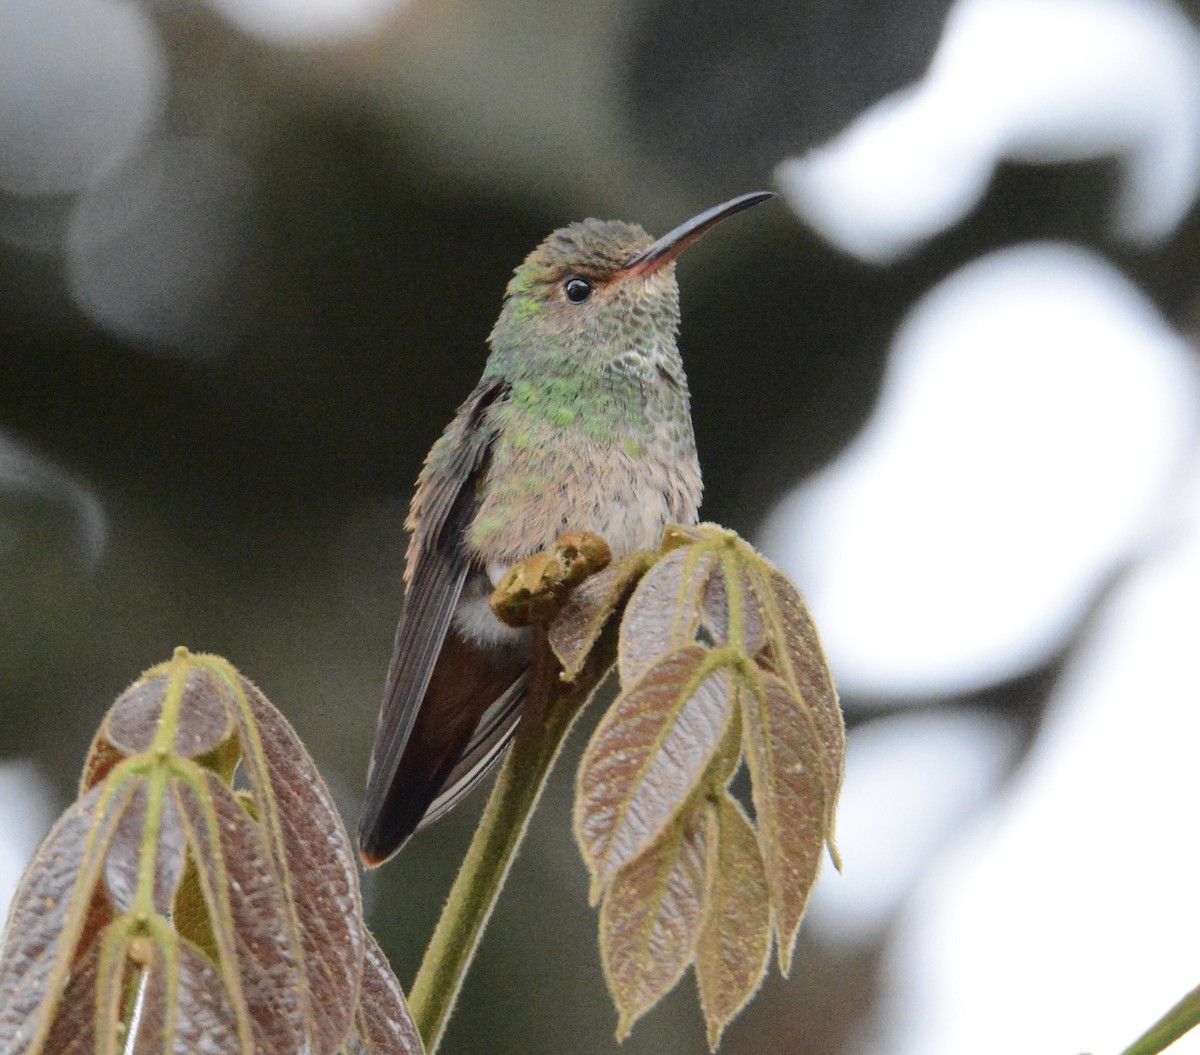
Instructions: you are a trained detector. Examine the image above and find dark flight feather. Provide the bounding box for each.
[358,378,526,865]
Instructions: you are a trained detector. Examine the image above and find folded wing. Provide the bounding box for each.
[358,378,527,865]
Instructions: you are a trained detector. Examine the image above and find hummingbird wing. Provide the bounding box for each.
[358,377,523,865]
[418,658,529,827]
[389,618,529,841]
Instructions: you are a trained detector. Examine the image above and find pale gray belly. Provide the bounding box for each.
[456,443,701,648]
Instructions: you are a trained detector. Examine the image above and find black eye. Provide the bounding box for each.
[564,276,593,303]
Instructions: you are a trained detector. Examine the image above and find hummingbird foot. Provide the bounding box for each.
[490,531,613,629]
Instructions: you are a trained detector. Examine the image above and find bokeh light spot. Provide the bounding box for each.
[809,710,1016,943]
[0,0,165,199]
[205,0,413,47]
[778,0,1200,259]
[863,460,1200,1054]
[65,137,260,358]
[762,243,1200,697]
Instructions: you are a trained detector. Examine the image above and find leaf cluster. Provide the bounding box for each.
[0,648,421,1055]
[566,524,844,1049]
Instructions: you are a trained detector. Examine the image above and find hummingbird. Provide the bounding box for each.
[358,191,774,866]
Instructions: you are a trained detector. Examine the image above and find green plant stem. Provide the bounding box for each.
[407,629,611,1054]
[1117,982,1200,1055]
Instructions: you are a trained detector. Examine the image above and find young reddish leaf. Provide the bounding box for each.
[695,795,771,1050]
[172,668,239,757]
[618,546,717,686]
[72,883,116,971]
[219,668,364,1055]
[40,942,101,1055]
[103,782,186,914]
[788,661,843,866]
[549,552,653,681]
[126,937,242,1055]
[173,771,305,1055]
[343,933,424,1055]
[5,650,378,1055]
[0,780,134,1055]
[103,668,233,760]
[700,701,743,795]
[102,674,170,755]
[752,564,844,862]
[574,529,842,1042]
[701,555,765,654]
[741,672,827,976]
[78,734,126,796]
[599,805,708,1041]
[82,664,237,797]
[59,930,158,1055]
[576,646,735,895]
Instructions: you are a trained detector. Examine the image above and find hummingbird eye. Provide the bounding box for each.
[563,276,593,304]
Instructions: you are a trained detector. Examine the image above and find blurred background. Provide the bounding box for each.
[4,0,1200,1051]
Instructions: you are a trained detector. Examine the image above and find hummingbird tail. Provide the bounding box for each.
[358,628,528,866]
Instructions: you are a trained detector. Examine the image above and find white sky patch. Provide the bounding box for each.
[808,710,1016,944]
[0,0,165,200]
[858,449,1200,1055]
[777,0,1200,261]
[761,243,1200,698]
[204,0,413,47]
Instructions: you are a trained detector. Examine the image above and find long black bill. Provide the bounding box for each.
[622,190,775,276]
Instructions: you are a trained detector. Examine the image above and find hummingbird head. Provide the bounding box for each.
[487,191,774,366]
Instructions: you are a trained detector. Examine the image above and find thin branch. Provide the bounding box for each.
[407,628,613,1054]
[1116,983,1200,1055]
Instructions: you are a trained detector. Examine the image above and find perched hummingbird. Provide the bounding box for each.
[358,191,774,866]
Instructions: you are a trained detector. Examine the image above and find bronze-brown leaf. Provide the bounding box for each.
[343,932,424,1055]
[81,662,237,797]
[599,806,708,1041]
[173,771,305,1055]
[40,942,100,1055]
[574,526,844,1044]
[103,782,186,914]
[229,674,365,1055]
[128,938,242,1054]
[103,667,234,761]
[751,564,844,863]
[741,672,826,975]
[550,552,653,682]
[701,554,765,654]
[100,674,170,757]
[576,646,736,896]
[78,735,126,796]
[695,795,771,1050]
[3,650,384,1055]
[0,780,134,1055]
[618,546,717,686]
